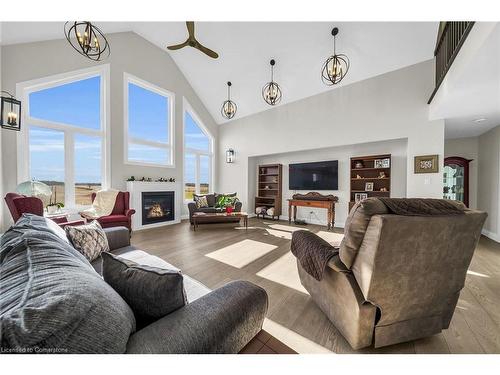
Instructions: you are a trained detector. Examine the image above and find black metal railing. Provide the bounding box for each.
[428,21,475,104]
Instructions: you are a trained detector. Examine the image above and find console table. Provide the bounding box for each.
[287,192,338,230]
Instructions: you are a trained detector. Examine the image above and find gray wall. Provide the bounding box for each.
[218,60,445,217]
[252,138,407,227]
[0,32,218,230]
[477,125,500,241]
[444,137,479,209]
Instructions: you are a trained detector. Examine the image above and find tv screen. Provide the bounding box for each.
[289,160,338,190]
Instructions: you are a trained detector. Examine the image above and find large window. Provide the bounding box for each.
[184,103,213,200]
[125,74,174,167]
[20,67,108,207]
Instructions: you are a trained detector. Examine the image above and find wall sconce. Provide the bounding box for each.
[226,149,235,163]
[1,91,22,131]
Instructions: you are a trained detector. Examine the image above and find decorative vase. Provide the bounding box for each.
[47,205,58,214]
[225,206,234,214]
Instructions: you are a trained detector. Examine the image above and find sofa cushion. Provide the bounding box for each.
[193,193,215,207]
[65,220,110,262]
[194,195,209,209]
[102,252,187,328]
[339,198,389,269]
[0,214,136,353]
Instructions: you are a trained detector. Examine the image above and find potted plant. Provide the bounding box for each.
[216,195,238,214]
[46,186,64,214]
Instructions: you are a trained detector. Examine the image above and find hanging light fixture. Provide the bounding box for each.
[262,59,282,106]
[1,90,22,131]
[64,22,110,61]
[221,81,237,120]
[321,27,350,86]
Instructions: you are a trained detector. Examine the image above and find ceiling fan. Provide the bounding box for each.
[167,21,219,59]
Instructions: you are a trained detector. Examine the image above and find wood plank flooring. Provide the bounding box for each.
[131,218,500,354]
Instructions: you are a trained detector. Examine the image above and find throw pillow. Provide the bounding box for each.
[102,252,187,329]
[216,194,239,209]
[194,194,209,209]
[65,221,110,262]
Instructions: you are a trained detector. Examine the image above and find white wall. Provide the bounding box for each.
[252,139,407,227]
[477,125,500,241]
[444,137,479,209]
[218,60,445,220]
[0,32,217,230]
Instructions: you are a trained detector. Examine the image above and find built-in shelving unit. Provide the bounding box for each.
[255,164,282,220]
[349,154,391,212]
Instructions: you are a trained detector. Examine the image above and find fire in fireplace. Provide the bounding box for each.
[141,191,175,225]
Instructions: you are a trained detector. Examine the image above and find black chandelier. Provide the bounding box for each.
[1,91,22,131]
[64,22,110,61]
[262,59,282,106]
[321,27,350,86]
[221,81,237,120]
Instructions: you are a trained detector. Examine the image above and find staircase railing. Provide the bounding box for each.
[428,21,475,104]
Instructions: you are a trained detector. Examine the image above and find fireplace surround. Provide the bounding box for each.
[141,191,174,226]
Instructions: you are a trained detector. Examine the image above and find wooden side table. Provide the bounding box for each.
[287,193,338,230]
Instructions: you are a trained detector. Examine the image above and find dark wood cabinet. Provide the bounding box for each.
[444,156,472,207]
[255,164,282,219]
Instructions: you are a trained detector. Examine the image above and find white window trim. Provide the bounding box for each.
[183,98,215,203]
[123,73,175,168]
[16,65,111,209]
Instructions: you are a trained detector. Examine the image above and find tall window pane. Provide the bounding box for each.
[185,112,210,152]
[128,82,169,143]
[29,76,101,130]
[29,126,65,204]
[75,134,102,206]
[184,153,196,200]
[200,155,210,195]
[128,143,170,165]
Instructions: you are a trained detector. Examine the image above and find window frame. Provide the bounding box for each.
[16,65,111,210]
[183,98,214,203]
[123,73,175,168]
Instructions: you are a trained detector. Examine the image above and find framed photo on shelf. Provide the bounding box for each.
[374,158,390,168]
[365,182,374,191]
[355,193,368,203]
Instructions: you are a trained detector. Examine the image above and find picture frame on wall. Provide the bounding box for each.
[355,193,368,202]
[414,155,439,173]
[365,182,374,191]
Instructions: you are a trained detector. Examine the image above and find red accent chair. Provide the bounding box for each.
[86,191,136,232]
[4,193,84,228]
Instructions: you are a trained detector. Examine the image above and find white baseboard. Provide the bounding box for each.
[482,228,500,243]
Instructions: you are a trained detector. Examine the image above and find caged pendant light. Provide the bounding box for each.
[262,59,282,106]
[321,27,350,86]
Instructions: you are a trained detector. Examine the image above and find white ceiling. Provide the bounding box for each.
[1,22,438,124]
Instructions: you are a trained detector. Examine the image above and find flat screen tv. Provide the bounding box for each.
[289,160,338,190]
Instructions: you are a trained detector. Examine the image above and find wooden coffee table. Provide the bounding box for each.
[192,211,248,231]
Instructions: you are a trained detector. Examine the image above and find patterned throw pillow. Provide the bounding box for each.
[65,221,110,262]
[194,195,209,209]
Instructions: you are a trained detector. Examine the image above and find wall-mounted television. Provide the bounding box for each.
[289,160,338,190]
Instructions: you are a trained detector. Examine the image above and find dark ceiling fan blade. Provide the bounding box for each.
[194,42,219,59]
[167,40,189,50]
[186,21,195,39]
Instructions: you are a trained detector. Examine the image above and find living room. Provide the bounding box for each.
[1,0,500,372]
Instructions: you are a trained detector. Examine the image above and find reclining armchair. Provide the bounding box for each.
[293,198,487,349]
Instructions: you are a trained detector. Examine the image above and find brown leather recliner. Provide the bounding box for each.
[294,198,487,349]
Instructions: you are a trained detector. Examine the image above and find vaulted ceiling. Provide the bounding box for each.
[1,22,438,124]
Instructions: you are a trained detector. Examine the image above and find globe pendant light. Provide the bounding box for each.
[221,81,237,119]
[262,59,282,106]
[64,21,110,61]
[321,27,350,85]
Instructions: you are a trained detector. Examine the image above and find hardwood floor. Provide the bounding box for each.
[131,218,500,354]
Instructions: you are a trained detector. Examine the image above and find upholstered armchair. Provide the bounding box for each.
[4,192,84,228]
[87,191,136,232]
[292,198,487,350]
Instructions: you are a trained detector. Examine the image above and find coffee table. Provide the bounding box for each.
[192,211,248,231]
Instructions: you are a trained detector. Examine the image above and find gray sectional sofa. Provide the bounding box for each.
[0,214,268,354]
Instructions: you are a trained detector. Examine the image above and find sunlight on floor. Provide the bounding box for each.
[256,251,309,294]
[315,231,344,246]
[263,318,332,354]
[264,228,293,239]
[268,224,309,233]
[205,239,277,268]
[467,270,490,278]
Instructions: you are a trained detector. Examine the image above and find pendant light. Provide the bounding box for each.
[1,90,22,131]
[321,27,350,85]
[221,81,237,120]
[262,59,282,106]
[64,22,110,61]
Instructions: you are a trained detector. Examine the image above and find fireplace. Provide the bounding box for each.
[141,191,175,226]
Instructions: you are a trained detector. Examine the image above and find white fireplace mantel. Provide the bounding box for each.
[127,181,181,231]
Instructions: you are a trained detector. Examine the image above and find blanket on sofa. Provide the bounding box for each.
[291,230,339,281]
[80,189,119,219]
[378,198,465,216]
